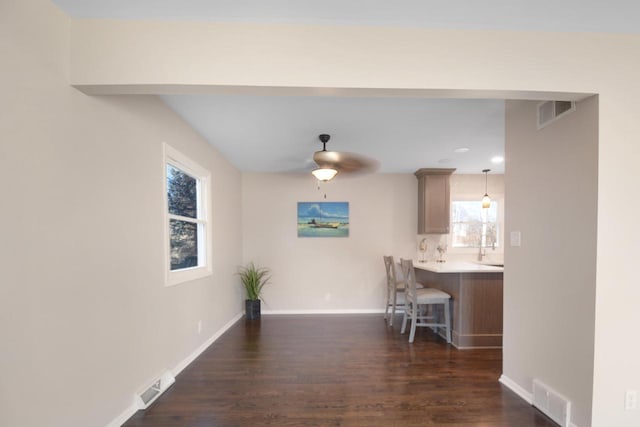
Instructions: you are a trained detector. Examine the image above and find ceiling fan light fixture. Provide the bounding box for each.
[312,167,338,182]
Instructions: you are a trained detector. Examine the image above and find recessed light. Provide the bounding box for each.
[453,147,470,153]
[491,156,504,164]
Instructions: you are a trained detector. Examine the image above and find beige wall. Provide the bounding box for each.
[242,173,418,311]
[242,173,505,313]
[242,173,502,313]
[0,2,243,427]
[504,97,598,426]
[75,23,637,425]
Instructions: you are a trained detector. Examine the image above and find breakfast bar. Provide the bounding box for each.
[413,261,504,349]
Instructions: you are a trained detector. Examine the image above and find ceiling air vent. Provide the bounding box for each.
[537,100,576,129]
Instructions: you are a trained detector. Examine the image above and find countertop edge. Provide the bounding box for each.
[413,260,504,274]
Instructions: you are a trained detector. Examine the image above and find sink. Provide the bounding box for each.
[476,262,504,267]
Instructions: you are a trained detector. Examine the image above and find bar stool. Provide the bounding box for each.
[399,258,452,343]
[383,255,424,326]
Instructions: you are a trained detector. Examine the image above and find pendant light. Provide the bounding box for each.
[482,169,491,208]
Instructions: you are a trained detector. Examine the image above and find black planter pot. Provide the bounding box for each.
[245,299,261,320]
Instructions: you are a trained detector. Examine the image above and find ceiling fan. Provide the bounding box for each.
[311,134,379,181]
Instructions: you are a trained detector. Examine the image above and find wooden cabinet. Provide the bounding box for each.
[415,168,455,234]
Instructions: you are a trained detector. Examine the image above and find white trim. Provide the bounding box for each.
[135,370,175,410]
[163,143,213,287]
[262,309,386,315]
[499,375,578,426]
[105,312,243,427]
[168,213,207,224]
[172,312,243,376]
[499,374,533,404]
[105,403,138,427]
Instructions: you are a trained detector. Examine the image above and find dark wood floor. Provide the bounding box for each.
[123,315,557,426]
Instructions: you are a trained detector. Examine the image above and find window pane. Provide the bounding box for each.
[485,222,499,247]
[451,201,499,248]
[486,203,498,222]
[452,222,484,247]
[452,201,498,222]
[170,219,198,270]
[167,165,197,218]
[452,201,483,222]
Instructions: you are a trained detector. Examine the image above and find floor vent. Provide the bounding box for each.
[532,379,571,426]
[136,370,175,410]
[537,100,576,129]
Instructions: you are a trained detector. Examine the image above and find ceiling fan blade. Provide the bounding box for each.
[313,150,341,165]
[314,150,380,175]
[282,157,316,174]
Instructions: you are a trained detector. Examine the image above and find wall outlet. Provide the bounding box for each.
[625,390,637,410]
[197,320,202,335]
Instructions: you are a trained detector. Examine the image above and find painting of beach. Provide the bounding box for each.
[297,202,349,238]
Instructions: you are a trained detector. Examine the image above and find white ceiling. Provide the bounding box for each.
[162,95,505,174]
[52,0,636,175]
[51,0,640,33]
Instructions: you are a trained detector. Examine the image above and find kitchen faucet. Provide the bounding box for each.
[478,241,495,261]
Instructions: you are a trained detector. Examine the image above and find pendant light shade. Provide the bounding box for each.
[312,167,338,182]
[482,169,491,208]
[482,194,491,209]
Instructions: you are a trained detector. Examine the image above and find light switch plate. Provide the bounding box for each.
[510,231,521,247]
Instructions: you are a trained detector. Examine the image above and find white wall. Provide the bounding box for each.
[242,173,417,311]
[504,97,598,426]
[0,2,243,427]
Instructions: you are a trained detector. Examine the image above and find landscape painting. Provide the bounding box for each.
[297,202,349,238]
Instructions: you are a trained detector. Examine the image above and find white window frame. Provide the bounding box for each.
[449,197,504,255]
[163,143,212,286]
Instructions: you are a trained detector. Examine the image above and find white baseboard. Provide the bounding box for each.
[172,312,243,376]
[499,375,578,427]
[499,374,533,404]
[105,311,243,427]
[262,309,385,315]
[106,403,139,427]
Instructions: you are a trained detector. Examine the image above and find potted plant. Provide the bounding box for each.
[237,262,271,320]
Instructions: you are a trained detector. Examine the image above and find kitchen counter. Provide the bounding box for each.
[413,262,503,349]
[413,260,503,273]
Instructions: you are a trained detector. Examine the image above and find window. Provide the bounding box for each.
[164,144,211,286]
[451,201,499,248]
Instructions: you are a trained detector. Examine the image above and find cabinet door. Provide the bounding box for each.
[417,172,452,234]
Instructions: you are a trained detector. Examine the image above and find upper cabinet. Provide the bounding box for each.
[415,168,456,234]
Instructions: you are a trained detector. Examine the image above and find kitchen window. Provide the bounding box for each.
[451,200,499,248]
[164,144,212,286]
